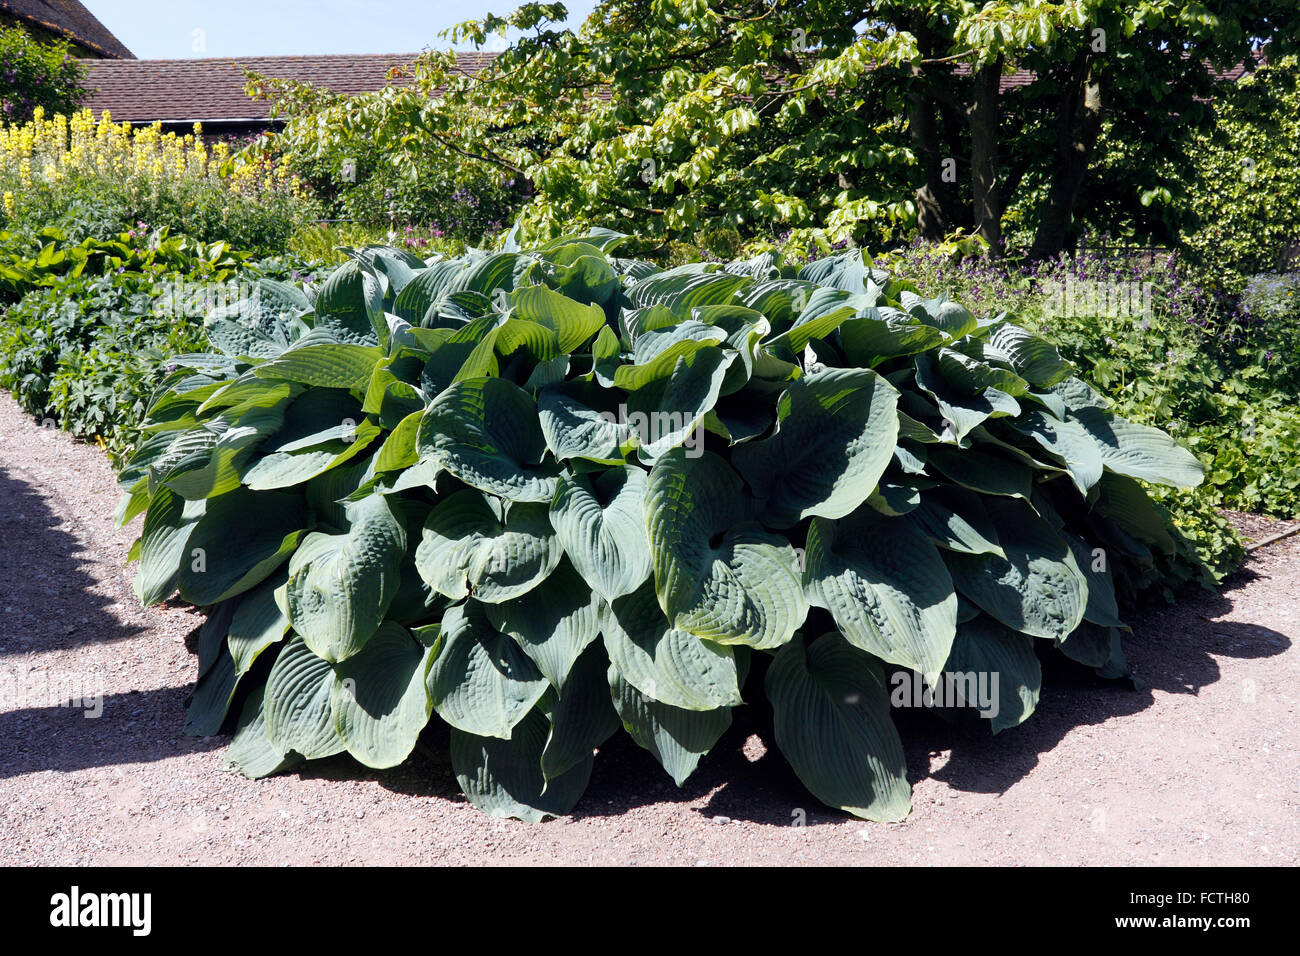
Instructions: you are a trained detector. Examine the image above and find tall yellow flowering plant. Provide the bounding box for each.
[0,108,318,252]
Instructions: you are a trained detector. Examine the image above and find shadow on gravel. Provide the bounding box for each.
[0,468,145,657]
[367,574,1293,827]
[901,582,1290,802]
[0,686,224,778]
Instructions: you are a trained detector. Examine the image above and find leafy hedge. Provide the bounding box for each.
[118,233,1207,821]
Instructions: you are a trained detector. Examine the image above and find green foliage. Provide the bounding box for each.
[0,227,323,464]
[0,22,87,123]
[1181,56,1300,291]
[880,242,1300,550]
[118,233,1211,822]
[243,74,521,243]
[287,221,468,265]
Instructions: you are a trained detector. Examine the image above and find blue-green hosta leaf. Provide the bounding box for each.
[689,304,769,396]
[134,487,205,605]
[925,443,1033,499]
[366,411,420,476]
[799,250,875,295]
[242,419,382,491]
[393,260,464,322]
[613,321,729,390]
[417,376,557,502]
[223,686,302,779]
[913,355,1021,445]
[416,490,560,603]
[936,347,1030,397]
[504,282,606,353]
[805,511,957,686]
[608,667,731,787]
[602,581,743,710]
[900,292,976,338]
[1092,472,1176,553]
[162,406,289,500]
[646,450,807,649]
[196,373,298,418]
[1057,620,1123,670]
[1007,408,1104,495]
[183,643,239,736]
[766,632,911,822]
[1051,376,1110,412]
[205,319,283,360]
[1070,406,1204,488]
[943,615,1041,733]
[361,356,426,429]
[450,707,593,821]
[483,560,603,688]
[178,488,308,604]
[549,467,652,603]
[984,323,1073,387]
[263,636,347,760]
[1065,533,1124,628]
[330,622,439,769]
[763,287,857,354]
[626,346,733,461]
[537,383,636,464]
[284,495,406,663]
[839,312,947,368]
[227,571,290,675]
[253,343,382,390]
[738,278,820,331]
[944,499,1088,641]
[426,601,548,738]
[313,259,385,345]
[538,641,620,780]
[907,487,1004,557]
[449,251,529,299]
[626,265,751,313]
[732,367,900,528]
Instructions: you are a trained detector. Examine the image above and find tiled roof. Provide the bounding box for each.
[1,0,134,58]
[81,53,449,124]
[81,48,1257,127]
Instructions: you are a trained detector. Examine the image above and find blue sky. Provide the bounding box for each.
[82,1,599,59]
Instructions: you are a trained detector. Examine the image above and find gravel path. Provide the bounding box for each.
[1,391,1296,866]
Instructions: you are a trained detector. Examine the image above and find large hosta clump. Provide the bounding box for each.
[118,231,1204,821]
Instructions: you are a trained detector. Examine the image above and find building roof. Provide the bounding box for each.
[81,52,508,125]
[1,0,134,58]
[80,48,1256,128]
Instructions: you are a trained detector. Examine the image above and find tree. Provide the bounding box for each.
[0,22,88,124]
[252,1,1299,257]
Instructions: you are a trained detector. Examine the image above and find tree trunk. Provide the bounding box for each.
[1030,55,1103,260]
[908,87,953,240]
[968,56,1004,252]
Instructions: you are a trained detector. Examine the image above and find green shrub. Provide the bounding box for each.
[119,235,1209,822]
[0,227,324,463]
[287,221,467,265]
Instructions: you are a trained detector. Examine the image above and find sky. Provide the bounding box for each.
[82,1,599,59]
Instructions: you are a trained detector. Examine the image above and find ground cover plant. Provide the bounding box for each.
[117,232,1206,821]
[0,225,324,464]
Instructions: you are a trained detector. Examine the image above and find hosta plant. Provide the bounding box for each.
[118,231,1205,822]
